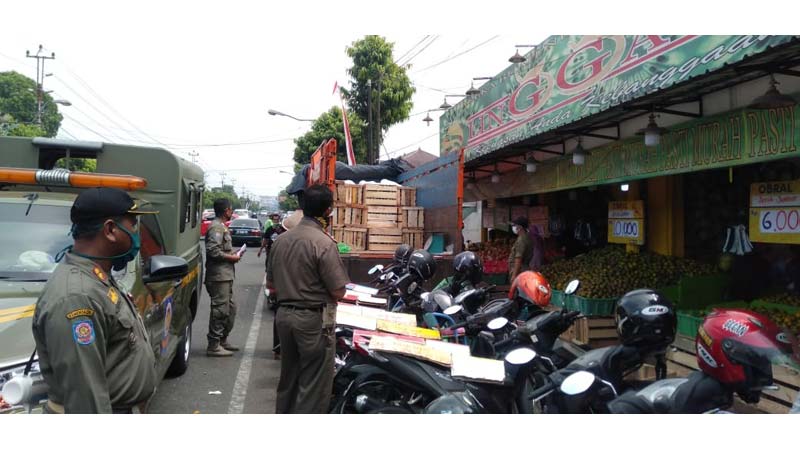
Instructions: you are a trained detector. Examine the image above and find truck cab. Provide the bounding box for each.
[0,136,204,412]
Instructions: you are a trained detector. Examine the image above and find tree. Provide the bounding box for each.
[278,189,299,212]
[0,71,63,137]
[341,36,415,159]
[202,185,243,210]
[293,106,367,165]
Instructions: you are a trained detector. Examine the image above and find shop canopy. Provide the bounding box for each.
[440,35,800,167]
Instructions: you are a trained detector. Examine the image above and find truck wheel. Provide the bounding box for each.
[166,322,191,377]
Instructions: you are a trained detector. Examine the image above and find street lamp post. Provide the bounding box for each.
[267,109,314,122]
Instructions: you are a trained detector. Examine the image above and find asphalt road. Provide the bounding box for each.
[148,248,280,414]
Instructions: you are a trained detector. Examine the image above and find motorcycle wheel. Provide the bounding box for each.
[334,378,408,414]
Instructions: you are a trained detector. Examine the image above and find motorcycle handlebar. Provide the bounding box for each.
[529,378,557,401]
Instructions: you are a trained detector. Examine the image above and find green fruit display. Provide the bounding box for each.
[541,245,717,300]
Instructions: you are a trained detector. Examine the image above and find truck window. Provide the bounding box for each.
[180,181,190,233]
[0,199,71,280]
[140,214,165,259]
[190,185,198,229]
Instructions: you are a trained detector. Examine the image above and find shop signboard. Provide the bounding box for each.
[440,35,797,162]
[749,180,800,244]
[608,200,645,245]
[470,104,800,198]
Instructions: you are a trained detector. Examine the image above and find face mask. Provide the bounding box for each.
[512,225,519,235]
[64,220,141,271]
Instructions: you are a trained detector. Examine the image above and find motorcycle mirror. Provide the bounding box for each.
[564,279,580,295]
[487,317,509,331]
[368,264,385,275]
[444,305,462,316]
[560,371,596,396]
[454,289,476,305]
[504,347,537,365]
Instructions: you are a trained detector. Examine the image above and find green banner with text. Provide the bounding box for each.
[440,35,798,162]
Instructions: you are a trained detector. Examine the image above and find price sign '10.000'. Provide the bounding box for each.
[608,201,645,245]
[749,181,800,244]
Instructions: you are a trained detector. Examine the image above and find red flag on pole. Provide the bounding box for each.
[333,81,356,166]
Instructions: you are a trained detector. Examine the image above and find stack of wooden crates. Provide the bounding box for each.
[331,181,424,251]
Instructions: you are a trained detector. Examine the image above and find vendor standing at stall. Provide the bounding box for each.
[508,216,533,283]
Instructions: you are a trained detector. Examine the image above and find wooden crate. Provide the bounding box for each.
[400,207,425,229]
[367,206,400,228]
[364,184,400,206]
[368,228,403,252]
[667,334,799,413]
[399,187,417,207]
[402,229,424,248]
[334,181,364,205]
[572,316,619,348]
[332,205,366,226]
[332,227,367,251]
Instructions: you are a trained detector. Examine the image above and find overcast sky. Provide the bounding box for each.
[0,1,788,199]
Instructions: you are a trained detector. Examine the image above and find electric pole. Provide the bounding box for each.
[366,79,373,165]
[219,171,226,187]
[375,74,382,164]
[188,150,199,164]
[26,45,55,126]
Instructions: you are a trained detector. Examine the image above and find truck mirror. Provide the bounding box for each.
[143,255,189,284]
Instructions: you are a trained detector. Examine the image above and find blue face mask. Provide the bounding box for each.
[59,220,141,271]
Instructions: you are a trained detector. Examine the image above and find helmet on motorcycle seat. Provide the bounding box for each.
[407,250,436,281]
[453,251,483,285]
[393,244,414,266]
[695,309,791,402]
[615,289,676,350]
[509,271,551,307]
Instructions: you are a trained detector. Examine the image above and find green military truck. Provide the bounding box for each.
[0,136,204,413]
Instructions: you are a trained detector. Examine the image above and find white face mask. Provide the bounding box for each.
[512,225,519,235]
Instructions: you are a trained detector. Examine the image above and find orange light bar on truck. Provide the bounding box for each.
[0,167,148,191]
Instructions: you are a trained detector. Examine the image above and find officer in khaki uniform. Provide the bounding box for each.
[204,198,241,356]
[268,186,349,413]
[31,187,158,413]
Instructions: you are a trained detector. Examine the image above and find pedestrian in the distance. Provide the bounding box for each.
[204,198,241,357]
[32,187,158,413]
[267,185,349,413]
[508,216,533,283]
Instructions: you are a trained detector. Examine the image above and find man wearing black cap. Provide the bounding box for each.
[31,187,158,413]
[509,216,533,283]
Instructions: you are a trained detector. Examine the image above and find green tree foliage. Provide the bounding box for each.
[293,106,366,166]
[0,71,63,137]
[278,189,299,211]
[341,36,414,143]
[55,158,97,172]
[202,185,243,210]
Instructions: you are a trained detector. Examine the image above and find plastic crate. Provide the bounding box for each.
[658,285,680,306]
[550,289,565,308]
[677,311,705,339]
[677,273,731,311]
[566,295,617,316]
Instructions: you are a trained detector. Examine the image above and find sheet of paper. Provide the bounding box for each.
[236,244,247,257]
[360,308,416,326]
[368,335,452,366]
[425,340,472,358]
[346,283,380,296]
[335,311,377,330]
[450,354,506,383]
[376,320,441,340]
[353,329,425,346]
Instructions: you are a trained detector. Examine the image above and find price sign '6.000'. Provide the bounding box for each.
[749,181,800,244]
[608,201,645,245]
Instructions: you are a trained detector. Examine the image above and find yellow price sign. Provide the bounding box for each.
[608,200,645,245]
[749,207,800,244]
[376,320,442,340]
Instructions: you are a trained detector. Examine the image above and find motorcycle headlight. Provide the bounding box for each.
[424,392,476,414]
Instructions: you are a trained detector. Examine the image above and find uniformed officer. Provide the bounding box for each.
[267,186,349,413]
[31,187,158,413]
[205,198,241,357]
[509,216,533,283]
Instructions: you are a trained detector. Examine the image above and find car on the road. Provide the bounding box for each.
[200,210,231,238]
[228,218,263,247]
[0,137,204,413]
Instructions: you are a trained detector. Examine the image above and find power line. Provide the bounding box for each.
[60,111,112,141]
[205,164,295,173]
[402,35,440,67]
[385,132,438,157]
[395,36,430,65]
[413,36,500,74]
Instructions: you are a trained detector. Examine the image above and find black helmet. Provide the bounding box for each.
[615,289,676,350]
[393,244,414,266]
[408,250,436,281]
[453,251,483,285]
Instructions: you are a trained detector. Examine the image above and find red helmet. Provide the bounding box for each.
[695,309,790,402]
[509,271,551,307]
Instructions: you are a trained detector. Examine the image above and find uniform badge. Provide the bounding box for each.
[93,266,107,282]
[72,319,96,345]
[213,232,223,243]
[108,288,119,305]
[66,308,94,319]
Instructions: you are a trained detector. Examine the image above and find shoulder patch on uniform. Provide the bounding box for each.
[66,308,94,320]
[107,288,119,305]
[72,319,95,345]
[213,232,223,242]
[93,266,107,282]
